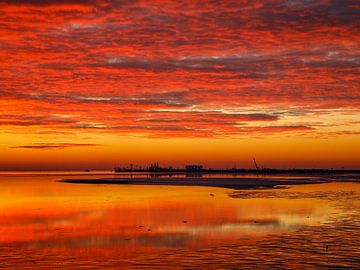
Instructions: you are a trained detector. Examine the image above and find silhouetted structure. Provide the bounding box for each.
[253,157,260,172]
[185,165,203,172]
[115,162,173,173]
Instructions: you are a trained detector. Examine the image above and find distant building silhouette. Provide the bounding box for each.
[185,165,203,171]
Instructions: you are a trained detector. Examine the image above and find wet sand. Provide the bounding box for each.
[59,176,329,189]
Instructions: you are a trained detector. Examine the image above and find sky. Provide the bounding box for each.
[0,0,359,170]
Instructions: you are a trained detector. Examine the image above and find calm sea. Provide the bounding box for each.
[0,172,359,269]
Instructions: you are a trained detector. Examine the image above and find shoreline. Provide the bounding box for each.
[59,177,331,190]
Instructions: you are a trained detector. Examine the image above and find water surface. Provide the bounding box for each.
[0,172,359,269]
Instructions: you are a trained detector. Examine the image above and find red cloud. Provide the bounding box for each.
[0,0,359,138]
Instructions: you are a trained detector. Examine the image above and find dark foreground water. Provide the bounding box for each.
[0,172,359,269]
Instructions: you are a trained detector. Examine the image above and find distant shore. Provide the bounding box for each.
[113,168,360,175]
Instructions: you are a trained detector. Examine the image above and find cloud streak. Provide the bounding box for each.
[9,143,100,149]
[0,0,358,139]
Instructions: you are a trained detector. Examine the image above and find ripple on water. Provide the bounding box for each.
[0,183,360,269]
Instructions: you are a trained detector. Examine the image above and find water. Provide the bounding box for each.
[0,172,359,269]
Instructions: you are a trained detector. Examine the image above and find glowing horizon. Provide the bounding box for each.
[0,0,359,170]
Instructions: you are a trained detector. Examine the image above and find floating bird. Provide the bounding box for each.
[210,194,214,196]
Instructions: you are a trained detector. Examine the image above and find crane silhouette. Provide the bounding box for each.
[253,157,260,172]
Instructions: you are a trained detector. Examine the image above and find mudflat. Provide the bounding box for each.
[59,176,328,190]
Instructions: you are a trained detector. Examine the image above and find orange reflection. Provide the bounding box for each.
[0,173,342,260]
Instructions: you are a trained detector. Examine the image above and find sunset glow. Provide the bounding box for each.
[0,0,359,170]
